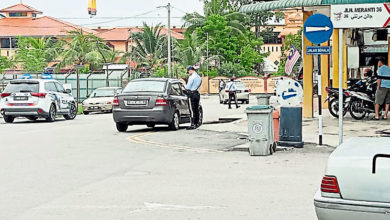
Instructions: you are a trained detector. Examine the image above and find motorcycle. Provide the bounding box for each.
[348,76,380,120]
[325,87,351,118]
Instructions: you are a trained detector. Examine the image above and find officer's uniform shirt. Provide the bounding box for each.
[186,72,202,91]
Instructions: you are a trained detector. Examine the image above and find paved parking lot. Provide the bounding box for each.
[0,96,333,220]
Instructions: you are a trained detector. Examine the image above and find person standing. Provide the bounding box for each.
[185,66,202,129]
[226,77,240,109]
[374,58,390,120]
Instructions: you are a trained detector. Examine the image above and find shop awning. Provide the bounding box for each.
[241,0,390,13]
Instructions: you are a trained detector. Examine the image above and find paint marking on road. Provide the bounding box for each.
[129,202,225,214]
[127,132,223,153]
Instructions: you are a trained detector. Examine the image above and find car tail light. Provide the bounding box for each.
[107,102,112,105]
[1,93,11,98]
[113,97,119,107]
[321,176,340,194]
[156,98,168,106]
[31,93,46,98]
[345,92,350,97]
[225,90,230,93]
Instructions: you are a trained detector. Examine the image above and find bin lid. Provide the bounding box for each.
[246,106,273,113]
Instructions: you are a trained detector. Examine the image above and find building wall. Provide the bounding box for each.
[262,44,282,63]
[108,41,128,52]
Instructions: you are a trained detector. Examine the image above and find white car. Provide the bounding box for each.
[82,87,122,115]
[314,138,390,220]
[219,81,250,104]
[0,79,77,123]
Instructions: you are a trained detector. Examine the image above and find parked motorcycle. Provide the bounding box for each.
[325,87,351,118]
[348,76,379,120]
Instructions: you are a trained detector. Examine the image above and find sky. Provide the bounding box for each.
[0,0,204,27]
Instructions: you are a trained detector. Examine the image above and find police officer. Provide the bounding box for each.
[185,66,202,130]
[226,77,240,109]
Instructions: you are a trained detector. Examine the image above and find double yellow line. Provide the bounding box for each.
[127,132,223,153]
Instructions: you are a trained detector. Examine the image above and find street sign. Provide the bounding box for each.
[275,78,303,107]
[306,46,332,55]
[303,14,334,44]
[331,3,390,28]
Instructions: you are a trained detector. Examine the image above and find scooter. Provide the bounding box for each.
[324,87,351,118]
[348,77,380,120]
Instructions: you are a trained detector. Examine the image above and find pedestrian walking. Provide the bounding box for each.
[374,58,390,120]
[185,65,202,129]
[226,77,240,109]
[219,79,225,92]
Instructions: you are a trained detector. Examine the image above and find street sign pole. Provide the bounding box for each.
[303,13,333,146]
[339,29,344,145]
[317,49,323,146]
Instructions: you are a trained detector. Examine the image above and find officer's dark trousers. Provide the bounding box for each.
[189,91,200,125]
[228,92,238,109]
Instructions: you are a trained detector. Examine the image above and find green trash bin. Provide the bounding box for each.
[246,106,275,156]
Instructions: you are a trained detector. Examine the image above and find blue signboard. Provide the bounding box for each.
[306,46,332,55]
[303,14,334,44]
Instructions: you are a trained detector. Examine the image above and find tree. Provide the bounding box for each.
[174,32,202,68]
[58,29,112,71]
[16,37,62,72]
[0,56,12,74]
[130,23,168,72]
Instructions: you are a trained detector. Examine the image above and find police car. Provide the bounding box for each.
[0,79,77,123]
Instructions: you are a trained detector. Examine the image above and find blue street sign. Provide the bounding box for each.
[304,14,334,44]
[306,46,332,55]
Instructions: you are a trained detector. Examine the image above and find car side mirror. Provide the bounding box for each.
[65,89,72,94]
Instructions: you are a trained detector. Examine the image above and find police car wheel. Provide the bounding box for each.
[46,104,57,122]
[116,122,128,132]
[64,103,77,120]
[4,116,14,123]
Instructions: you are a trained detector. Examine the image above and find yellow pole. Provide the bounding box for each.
[303,11,313,118]
[321,41,330,109]
[332,29,339,88]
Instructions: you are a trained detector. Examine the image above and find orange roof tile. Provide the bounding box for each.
[0,3,42,14]
[0,16,96,37]
[95,27,184,41]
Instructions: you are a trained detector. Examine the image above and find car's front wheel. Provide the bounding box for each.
[116,122,128,132]
[169,112,180,130]
[4,115,14,123]
[46,104,57,122]
[64,103,77,120]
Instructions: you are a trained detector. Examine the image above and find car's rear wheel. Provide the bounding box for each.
[83,111,90,115]
[169,112,180,130]
[4,115,14,123]
[246,100,249,104]
[27,116,38,121]
[146,123,155,128]
[116,122,128,132]
[64,103,77,120]
[46,104,57,122]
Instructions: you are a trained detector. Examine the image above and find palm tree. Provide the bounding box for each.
[58,29,112,70]
[16,37,62,72]
[174,32,202,68]
[129,23,168,71]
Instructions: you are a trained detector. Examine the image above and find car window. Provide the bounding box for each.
[91,89,116,97]
[45,82,58,92]
[55,82,65,93]
[123,81,167,93]
[170,83,182,96]
[4,81,39,93]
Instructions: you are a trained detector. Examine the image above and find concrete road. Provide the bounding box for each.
[0,96,332,220]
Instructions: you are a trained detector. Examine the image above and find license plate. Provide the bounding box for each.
[14,96,28,101]
[236,91,242,93]
[127,100,147,105]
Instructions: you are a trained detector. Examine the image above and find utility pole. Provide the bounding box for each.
[158,3,172,78]
[206,32,209,73]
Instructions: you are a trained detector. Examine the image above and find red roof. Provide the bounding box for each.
[95,27,184,41]
[96,27,143,41]
[0,16,96,37]
[0,3,42,14]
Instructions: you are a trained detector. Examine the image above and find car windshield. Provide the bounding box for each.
[235,82,247,89]
[4,82,39,93]
[91,89,115,97]
[123,81,166,93]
